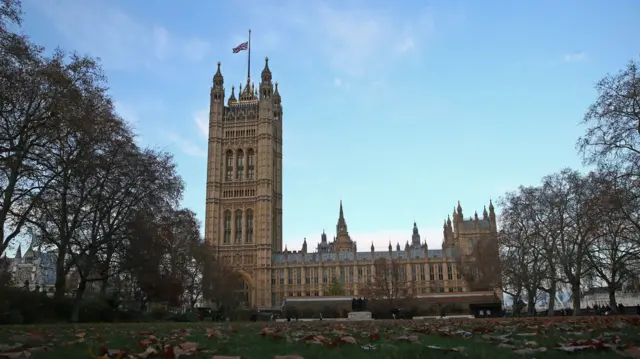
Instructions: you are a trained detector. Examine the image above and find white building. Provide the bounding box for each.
[581,287,640,308]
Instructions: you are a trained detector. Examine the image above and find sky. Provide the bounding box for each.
[8,0,640,255]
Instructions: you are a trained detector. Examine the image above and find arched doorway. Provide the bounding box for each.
[235,278,250,308]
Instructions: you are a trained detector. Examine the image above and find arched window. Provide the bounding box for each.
[245,209,254,243]
[236,149,244,179]
[225,150,233,181]
[223,210,231,244]
[247,149,255,179]
[235,209,243,243]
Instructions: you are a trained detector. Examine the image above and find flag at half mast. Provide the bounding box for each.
[233,41,248,53]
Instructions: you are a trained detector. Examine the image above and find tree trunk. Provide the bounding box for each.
[526,290,536,315]
[53,246,68,300]
[608,287,618,313]
[571,281,581,316]
[70,280,87,323]
[547,281,557,316]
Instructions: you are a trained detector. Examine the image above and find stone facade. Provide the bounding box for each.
[5,244,57,293]
[204,58,500,309]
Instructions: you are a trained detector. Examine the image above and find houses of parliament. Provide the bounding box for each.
[204,58,501,309]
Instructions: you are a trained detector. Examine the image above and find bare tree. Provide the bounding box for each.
[542,169,601,315]
[0,3,77,256]
[577,59,640,177]
[361,258,414,310]
[586,169,640,310]
[201,247,244,314]
[66,148,183,321]
[454,235,502,292]
[25,52,120,299]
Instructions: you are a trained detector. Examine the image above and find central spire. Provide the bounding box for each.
[336,200,348,234]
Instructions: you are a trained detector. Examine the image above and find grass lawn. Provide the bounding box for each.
[0,316,639,358]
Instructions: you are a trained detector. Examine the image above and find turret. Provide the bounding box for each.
[388,241,392,253]
[227,86,237,106]
[302,238,307,253]
[489,199,497,230]
[411,222,421,246]
[396,242,400,251]
[210,62,225,116]
[260,57,273,101]
[371,242,375,252]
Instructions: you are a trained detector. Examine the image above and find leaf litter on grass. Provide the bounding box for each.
[0,316,639,358]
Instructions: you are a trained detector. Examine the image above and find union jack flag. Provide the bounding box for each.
[233,42,248,53]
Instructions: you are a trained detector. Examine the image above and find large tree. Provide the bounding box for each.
[577,59,640,177]
[0,1,79,256]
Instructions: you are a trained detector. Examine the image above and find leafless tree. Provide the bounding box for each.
[0,2,82,256]
[201,246,245,314]
[577,59,640,178]
[361,258,414,310]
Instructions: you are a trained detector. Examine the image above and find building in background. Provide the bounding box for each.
[204,57,503,310]
[4,242,57,294]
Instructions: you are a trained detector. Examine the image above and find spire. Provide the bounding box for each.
[483,205,489,219]
[273,82,281,102]
[302,238,307,253]
[213,61,223,87]
[371,242,374,251]
[396,242,400,251]
[16,244,22,259]
[489,199,495,212]
[261,56,272,82]
[447,215,452,226]
[388,241,392,252]
[336,201,348,234]
[321,229,327,243]
[228,85,237,105]
[412,221,421,246]
[457,201,463,216]
[474,211,479,220]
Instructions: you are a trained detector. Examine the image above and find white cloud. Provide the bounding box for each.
[285,227,445,252]
[333,78,343,87]
[165,132,206,158]
[563,52,587,63]
[34,0,211,71]
[193,109,209,138]
[247,1,436,78]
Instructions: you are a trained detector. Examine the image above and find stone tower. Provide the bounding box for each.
[204,58,283,308]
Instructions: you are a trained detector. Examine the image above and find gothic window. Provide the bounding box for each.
[420,264,426,281]
[236,149,244,179]
[235,209,242,242]
[438,264,444,280]
[429,264,435,281]
[223,210,231,244]
[287,268,293,284]
[447,264,453,280]
[225,150,233,181]
[245,209,254,243]
[247,149,255,179]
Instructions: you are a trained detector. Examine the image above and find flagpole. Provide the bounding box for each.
[247,29,251,82]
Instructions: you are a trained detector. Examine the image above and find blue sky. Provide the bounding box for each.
[12,0,640,254]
